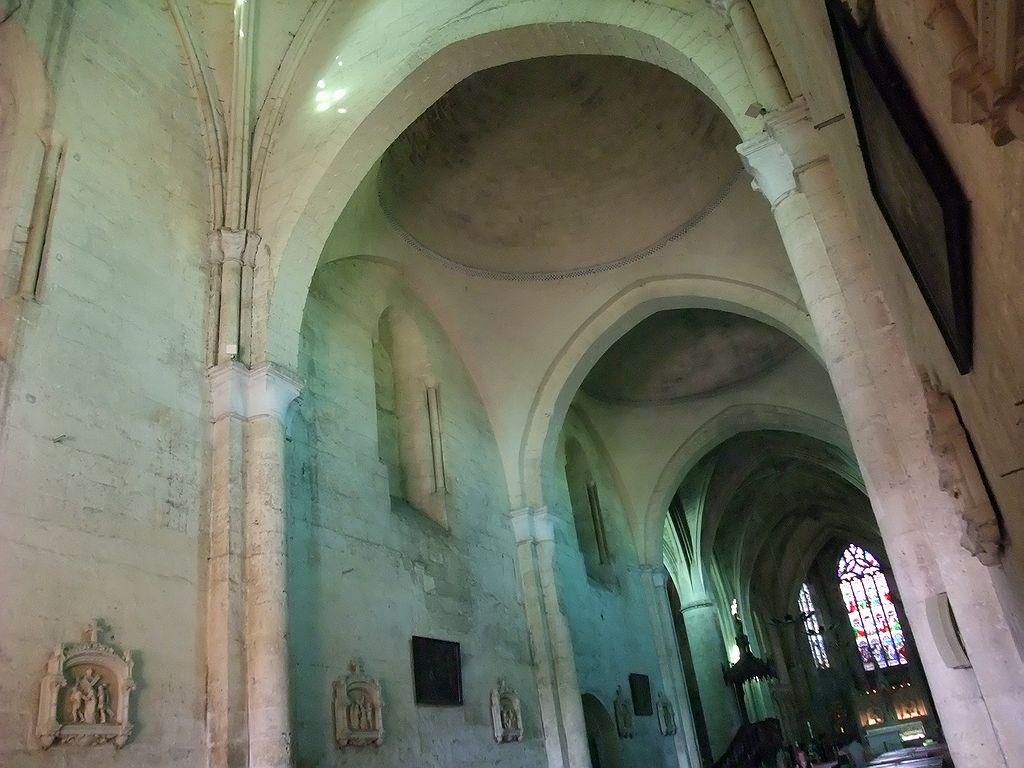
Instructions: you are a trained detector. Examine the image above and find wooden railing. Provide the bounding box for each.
[710,718,783,768]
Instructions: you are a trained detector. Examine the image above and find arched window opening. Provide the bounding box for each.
[373,314,403,499]
[373,308,447,526]
[564,438,611,577]
[837,544,907,671]
[797,583,830,670]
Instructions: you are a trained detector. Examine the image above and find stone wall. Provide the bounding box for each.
[286,256,546,768]
[547,410,676,768]
[0,3,209,766]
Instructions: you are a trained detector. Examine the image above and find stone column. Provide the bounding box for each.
[639,565,702,768]
[710,0,790,111]
[512,506,591,768]
[208,361,301,768]
[738,99,1024,768]
[680,599,740,757]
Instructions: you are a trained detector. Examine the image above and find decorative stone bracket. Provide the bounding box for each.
[923,0,1024,145]
[37,620,135,749]
[923,376,1004,566]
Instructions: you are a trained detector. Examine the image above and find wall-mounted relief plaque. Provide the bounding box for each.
[614,686,634,738]
[628,673,653,716]
[411,636,463,705]
[490,677,523,743]
[657,692,678,736]
[334,659,384,747]
[36,619,135,749]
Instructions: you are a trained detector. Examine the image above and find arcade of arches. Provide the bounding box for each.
[1,2,1022,768]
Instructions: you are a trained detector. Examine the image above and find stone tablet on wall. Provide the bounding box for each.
[628,673,653,716]
[334,659,384,747]
[36,619,136,749]
[411,635,463,705]
[490,677,523,743]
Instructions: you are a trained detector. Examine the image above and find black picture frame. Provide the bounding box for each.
[411,636,463,706]
[628,673,653,716]
[826,0,972,373]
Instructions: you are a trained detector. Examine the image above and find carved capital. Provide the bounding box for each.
[639,564,670,588]
[208,360,302,424]
[208,228,262,266]
[510,506,556,544]
[707,0,744,18]
[737,133,797,208]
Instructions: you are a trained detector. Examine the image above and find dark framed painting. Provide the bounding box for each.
[411,636,463,706]
[826,0,972,373]
[628,673,653,716]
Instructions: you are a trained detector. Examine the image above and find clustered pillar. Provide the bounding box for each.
[208,361,302,768]
[511,506,592,768]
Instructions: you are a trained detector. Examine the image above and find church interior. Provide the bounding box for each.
[0,1,1022,767]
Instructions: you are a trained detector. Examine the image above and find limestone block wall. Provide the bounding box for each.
[286,257,546,768]
[0,3,209,767]
[546,413,676,768]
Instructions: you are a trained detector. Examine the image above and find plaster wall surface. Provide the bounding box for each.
[286,257,546,768]
[0,3,209,766]
[319,159,810,512]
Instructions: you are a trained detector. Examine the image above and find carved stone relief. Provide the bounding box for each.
[334,660,384,747]
[36,620,135,749]
[657,692,678,736]
[490,677,523,743]
[614,686,634,738]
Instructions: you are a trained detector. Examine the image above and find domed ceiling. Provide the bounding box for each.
[379,56,741,276]
[581,310,800,403]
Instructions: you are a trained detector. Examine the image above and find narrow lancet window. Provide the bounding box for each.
[798,583,830,669]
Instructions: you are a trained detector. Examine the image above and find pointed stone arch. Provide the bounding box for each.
[252,8,767,369]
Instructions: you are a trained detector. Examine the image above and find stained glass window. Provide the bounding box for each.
[798,583,830,669]
[838,544,908,670]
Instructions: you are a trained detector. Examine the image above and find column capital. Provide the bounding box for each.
[638,564,670,587]
[707,0,744,18]
[208,228,263,266]
[737,132,797,208]
[737,98,827,208]
[511,506,556,544]
[208,360,302,424]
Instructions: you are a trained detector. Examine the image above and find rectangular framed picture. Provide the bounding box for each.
[629,673,653,716]
[826,0,972,373]
[411,635,463,706]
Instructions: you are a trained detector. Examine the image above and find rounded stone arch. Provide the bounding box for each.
[640,406,853,566]
[516,275,818,513]
[254,8,763,370]
[581,692,623,768]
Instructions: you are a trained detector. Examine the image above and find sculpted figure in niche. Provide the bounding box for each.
[68,667,111,725]
[490,677,523,742]
[334,660,384,747]
[37,619,135,749]
[657,692,678,736]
